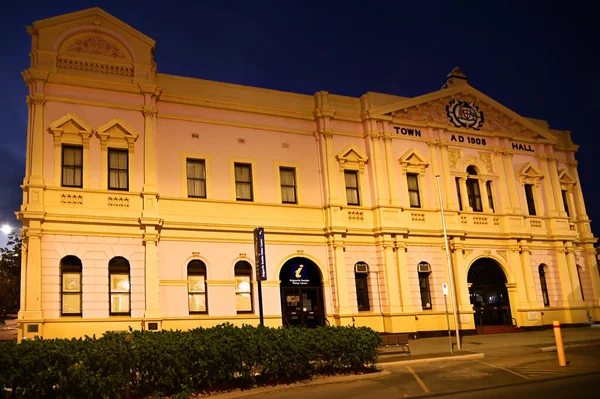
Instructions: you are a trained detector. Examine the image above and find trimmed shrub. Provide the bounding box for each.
[0,324,381,398]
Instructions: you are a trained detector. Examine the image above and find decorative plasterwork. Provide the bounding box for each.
[335,144,368,172]
[67,35,127,59]
[48,113,94,139]
[398,149,429,175]
[518,162,544,187]
[97,118,138,149]
[558,169,576,191]
[478,152,494,173]
[448,149,462,169]
[456,156,489,177]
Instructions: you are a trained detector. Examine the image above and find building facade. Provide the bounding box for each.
[17,8,600,341]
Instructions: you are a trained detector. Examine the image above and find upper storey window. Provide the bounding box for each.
[344,171,360,206]
[466,166,482,212]
[235,163,253,201]
[62,145,83,188]
[108,149,129,191]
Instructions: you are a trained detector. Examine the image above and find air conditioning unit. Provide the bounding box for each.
[354,262,369,274]
[417,261,431,273]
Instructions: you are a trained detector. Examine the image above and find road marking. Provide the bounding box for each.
[406,365,430,393]
[476,360,530,380]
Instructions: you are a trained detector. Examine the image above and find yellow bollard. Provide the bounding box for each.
[553,321,567,366]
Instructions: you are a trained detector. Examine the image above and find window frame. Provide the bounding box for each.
[355,273,370,311]
[418,272,432,310]
[186,158,207,199]
[234,163,254,201]
[108,148,129,191]
[525,184,537,216]
[486,181,494,212]
[108,257,131,316]
[344,170,360,206]
[61,145,84,188]
[466,177,482,212]
[539,265,550,307]
[456,177,463,211]
[188,260,208,314]
[279,167,297,204]
[60,256,83,316]
[561,189,570,217]
[234,261,253,314]
[407,173,421,208]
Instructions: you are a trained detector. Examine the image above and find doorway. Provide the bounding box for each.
[468,258,512,327]
[279,257,325,327]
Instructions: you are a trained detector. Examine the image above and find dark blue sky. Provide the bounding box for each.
[1,0,598,243]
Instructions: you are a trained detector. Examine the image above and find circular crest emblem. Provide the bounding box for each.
[446,99,484,130]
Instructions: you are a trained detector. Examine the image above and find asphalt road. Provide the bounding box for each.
[231,345,600,399]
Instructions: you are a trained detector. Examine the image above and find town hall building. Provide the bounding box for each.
[16,8,599,341]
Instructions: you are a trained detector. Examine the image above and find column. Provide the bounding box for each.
[381,236,402,313]
[507,244,530,307]
[584,247,600,307]
[493,149,512,213]
[537,154,558,216]
[547,151,567,217]
[395,242,418,312]
[440,141,457,210]
[555,246,574,306]
[383,124,400,206]
[332,237,353,315]
[479,178,491,212]
[518,243,541,307]
[503,150,522,213]
[20,225,43,320]
[27,94,45,187]
[450,242,472,313]
[143,228,161,320]
[565,244,584,303]
[458,177,471,211]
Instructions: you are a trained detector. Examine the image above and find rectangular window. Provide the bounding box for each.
[235,275,252,312]
[188,274,207,313]
[235,163,253,201]
[486,181,494,212]
[456,178,463,211]
[344,171,360,205]
[419,272,432,309]
[108,149,128,191]
[187,159,206,198]
[62,145,83,188]
[109,273,130,315]
[280,167,297,204]
[561,190,570,217]
[61,270,82,315]
[355,274,370,311]
[467,179,483,212]
[407,173,421,208]
[525,184,536,216]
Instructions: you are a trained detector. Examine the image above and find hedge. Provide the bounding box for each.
[0,324,381,398]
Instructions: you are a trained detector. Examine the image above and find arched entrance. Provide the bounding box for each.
[279,257,325,327]
[468,258,512,327]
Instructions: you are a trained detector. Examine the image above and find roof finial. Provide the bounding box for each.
[442,67,468,89]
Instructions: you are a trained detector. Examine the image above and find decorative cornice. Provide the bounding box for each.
[27,94,46,106]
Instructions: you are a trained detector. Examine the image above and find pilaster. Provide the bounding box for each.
[394,241,418,313]
[555,246,574,307]
[479,178,491,212]
[450,241,472,313]
[458,177,471,211]
[142,224,161,321]
[18,225,43,321]
[502,149,522,213]
[331,236,353,315]
[565,243,584,304]
[537,154,558,217]
[383,124,400,206]
[547,150,567,217]
[507,244,530,307]
[365,122,388,206]
[379,235,402,313]
[493,148,512,213]
[518,243,541,308]
[427,140,443,208]
[439,140,457,210]
[583,247,600,307]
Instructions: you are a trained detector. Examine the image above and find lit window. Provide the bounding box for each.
[61,256,82,316]
[109,257,130,315]
[62,145,83,188]
[235,261,253,313]
[188,260,207,313]
[419,272,432,309]
[344,171,360,205]
[235,163,253,201]
[280,167,297,204]
[108,149,128,191]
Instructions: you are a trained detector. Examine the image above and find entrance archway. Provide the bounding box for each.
[468,258,512,327]
[279,257,325,327]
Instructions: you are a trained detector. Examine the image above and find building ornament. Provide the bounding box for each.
[27,94,46,106]
[142,106,157,118]
[448,149,462,169]
[67,35,127,59]
[496,250,508,261]
[478,152,494,173]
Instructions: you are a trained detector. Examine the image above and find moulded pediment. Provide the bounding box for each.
[49,113,93,134]
[335,144,368,172]
[97,118,138,142]
[398,149,429,175]
[558,169,576,185]
[368,84,555,143]
[519,162,543,179]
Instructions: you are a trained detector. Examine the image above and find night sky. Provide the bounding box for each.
[0,0,598,247]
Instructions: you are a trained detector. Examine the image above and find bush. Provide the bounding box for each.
[0,324,381,398]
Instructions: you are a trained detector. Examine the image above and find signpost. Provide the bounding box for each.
[254,228,267,326]
[442,283,453,354]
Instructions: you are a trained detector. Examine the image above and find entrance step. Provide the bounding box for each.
[476,325,522,335]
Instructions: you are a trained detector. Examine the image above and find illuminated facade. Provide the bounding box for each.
[17,8,600,341]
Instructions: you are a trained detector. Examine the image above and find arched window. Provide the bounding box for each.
[418,261,432,310]
[539,264,550,307]
[466,166,482,212]
[576,265,585,301]
[235,261,253,313]
[61,256,82,316]
[109,257,130,315]
[354,262,370,311]
[188,260,207,314]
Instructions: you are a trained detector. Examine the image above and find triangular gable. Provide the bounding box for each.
[49,113,93,134]
[335,144,368,172]
[398,149,428,175]
[369,84,554,143]
[558,169,576,185]
[97,118,138,142]
[519,162,543,178]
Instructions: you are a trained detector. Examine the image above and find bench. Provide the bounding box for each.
[380,333,411,354]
